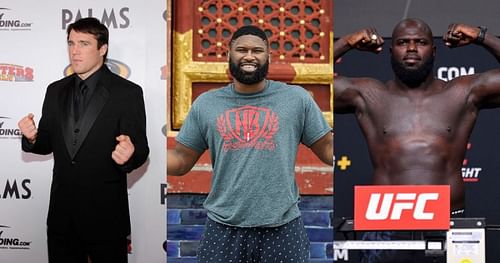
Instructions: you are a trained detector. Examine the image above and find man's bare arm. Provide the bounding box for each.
[167,143,204,176]
[444,23,500,62]
[334,28,384,113]
[310,131,334,166]
[334,27,384,62]
[445,24,500,107]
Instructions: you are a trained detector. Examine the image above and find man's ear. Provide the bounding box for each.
[99,44,108,57]
[227,51,230,61]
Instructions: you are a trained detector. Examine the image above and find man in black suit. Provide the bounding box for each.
[18,17,149,263]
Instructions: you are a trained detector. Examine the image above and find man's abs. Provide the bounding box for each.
[370,140,465,211]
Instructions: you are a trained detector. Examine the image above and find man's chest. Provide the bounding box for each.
[363,91,475,135]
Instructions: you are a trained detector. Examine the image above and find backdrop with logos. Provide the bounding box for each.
[0,1,166,262]
[334,38,500,261]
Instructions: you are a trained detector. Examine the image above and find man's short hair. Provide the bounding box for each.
[67,17,109,59]
[230,25,268,46]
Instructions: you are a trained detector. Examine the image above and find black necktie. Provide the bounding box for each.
[75,81,88,122]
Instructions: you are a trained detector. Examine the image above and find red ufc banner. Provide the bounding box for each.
[354,185,450,230]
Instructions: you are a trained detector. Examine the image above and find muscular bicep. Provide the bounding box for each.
[334,76,373,114]
[167,142,204,175]
[470,69,500,108]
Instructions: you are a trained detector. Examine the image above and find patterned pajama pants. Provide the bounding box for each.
[197,217,310,263]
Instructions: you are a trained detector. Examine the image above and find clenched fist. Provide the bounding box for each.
[18,113,37,144]
[112,135,135,165]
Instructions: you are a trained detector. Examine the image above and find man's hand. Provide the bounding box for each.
[444,23,480,48]
[112,135,135,165]
[18,113,37,144]
[347,28,384,53]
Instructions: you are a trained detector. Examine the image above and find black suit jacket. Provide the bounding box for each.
[22,65,149,241]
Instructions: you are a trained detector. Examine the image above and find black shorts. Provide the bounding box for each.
[197,217,310,263]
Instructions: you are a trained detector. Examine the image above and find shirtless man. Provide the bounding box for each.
[335,18,500,213]
[334,18,500,262]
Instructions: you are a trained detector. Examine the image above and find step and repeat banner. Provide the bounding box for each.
[334,38,500,261]
[0,1,166,262]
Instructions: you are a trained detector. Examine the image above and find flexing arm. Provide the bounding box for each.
[334,27,384,62]
[444,24,500,107]
[167,142,204,176]
[334,28,384,113]
[444,23,500,62]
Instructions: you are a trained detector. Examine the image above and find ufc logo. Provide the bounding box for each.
[354,185,450,230]
[365,193,438,220]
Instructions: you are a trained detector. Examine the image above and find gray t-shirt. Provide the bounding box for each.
[176,80,331,227]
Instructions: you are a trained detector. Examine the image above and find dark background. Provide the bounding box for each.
[335,0,500,37]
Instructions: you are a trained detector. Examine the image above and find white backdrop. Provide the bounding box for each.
[0,1,166,262]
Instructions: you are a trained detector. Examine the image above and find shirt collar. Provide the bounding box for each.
[75,64,105,92]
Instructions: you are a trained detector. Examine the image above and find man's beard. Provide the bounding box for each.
[229,58,269,85]
[391,55,434,88]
